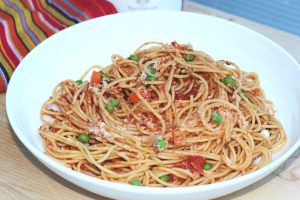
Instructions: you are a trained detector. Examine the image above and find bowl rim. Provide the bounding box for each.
[6,10,300,195]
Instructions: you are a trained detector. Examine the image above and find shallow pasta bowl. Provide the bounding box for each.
[6,11,300,200]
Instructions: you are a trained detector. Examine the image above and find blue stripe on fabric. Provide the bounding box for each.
[0,67,8,88]
[4,0,40,45]
[49,0,82,22]
[63,0,89,20]
[191,0,300,36]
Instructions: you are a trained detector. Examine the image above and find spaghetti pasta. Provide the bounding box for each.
[39,41,286,187]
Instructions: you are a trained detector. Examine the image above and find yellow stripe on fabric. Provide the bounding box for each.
[0,1,35,50]
[0,55,13,77]
[0,39,16,70]
[0,55,13,79]
[40,0,75,26]
[14,0,48,42]
[0,57,13,77]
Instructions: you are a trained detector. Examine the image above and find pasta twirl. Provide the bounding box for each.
[39,41,286,187]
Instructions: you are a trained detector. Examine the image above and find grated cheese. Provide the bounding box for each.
[43,115,56,123]
[253,156,262,164]
[102,80,109,89]
[47,104,60,112]
[140,71,147,80]
[226,158,233,165]
[261,129,270,138]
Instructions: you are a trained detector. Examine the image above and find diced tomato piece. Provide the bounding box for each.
[188,156,206,175]
[129,93,139,103]
[173,156,206,175]
[91,71,101,84]
[173,159,190,169]
[173,131,186,146]
[171,41,184,50]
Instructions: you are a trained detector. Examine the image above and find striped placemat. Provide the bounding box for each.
[0,0,117,92]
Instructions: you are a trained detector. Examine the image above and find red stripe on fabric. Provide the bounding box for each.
[4,2,38,46]
[93,0,117,16]
[55,0,86,22]
[0,41,15,72]
[0,23,20,68]
[90,1,110,17]
[21,0,32,8]
[87,0,112,17]
[0,75,5,92]
[69,0,117,19]
[19,0,49,39]
[68,0,97,19]
[21,0,55,36]
[31,12,56,36]
[0,12,29,56]
[7,0,43,44]
[32,0,68,30]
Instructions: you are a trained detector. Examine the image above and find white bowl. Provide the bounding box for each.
[6,11,300,200]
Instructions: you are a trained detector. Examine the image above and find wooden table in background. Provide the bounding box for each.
[1,1,300,199]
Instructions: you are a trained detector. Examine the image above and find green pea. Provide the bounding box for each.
[99,71,109,78]
[110,98,120,107]
[184,54,194,61]
[203,163,213,171]
[106,103,115,113]
[75,80,83,85]
[145,75,157,81]
[159,175,170,182]
[129,54,140,62]
[241,90,248,98]
[147,66,156,75]
[130,179,142,186]
[76,133,90,144]
[212,113,222,124]
[223,76,237,87]
[156,139,167,149]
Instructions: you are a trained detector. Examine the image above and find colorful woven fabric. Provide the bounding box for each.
[0,0,117,92]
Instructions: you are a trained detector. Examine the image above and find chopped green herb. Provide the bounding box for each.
[129,54,140,62]
[147,66,156,75]
[145,75,157,81]
[75,80,83,85]
[99,71,109,78]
